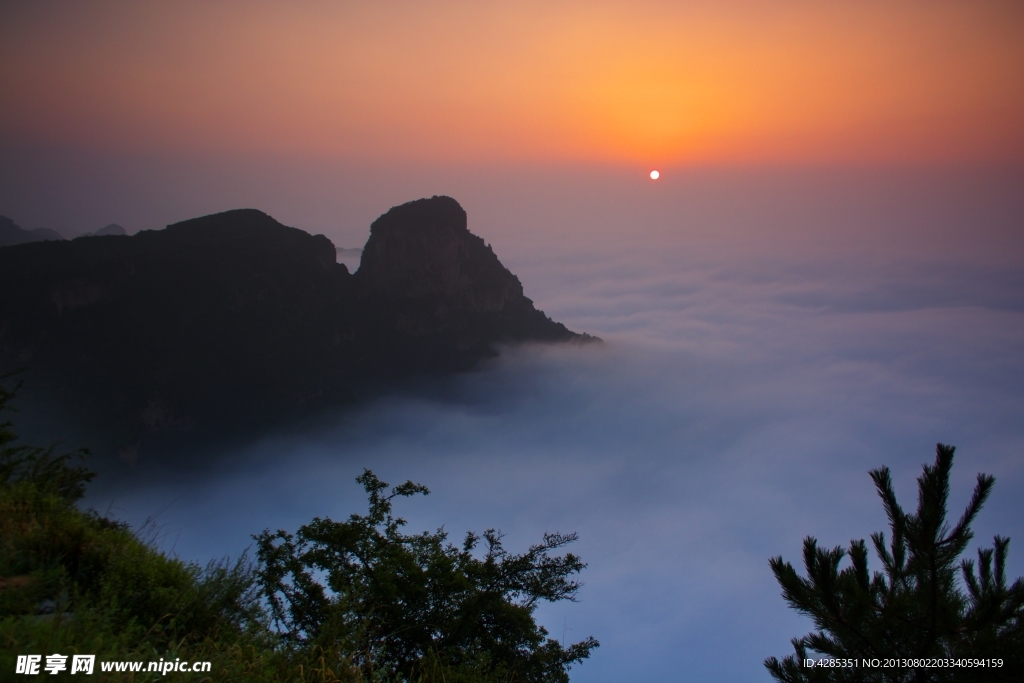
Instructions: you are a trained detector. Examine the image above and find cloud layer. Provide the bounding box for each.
[86,170,1024,681]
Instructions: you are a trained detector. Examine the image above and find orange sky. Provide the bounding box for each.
[2,0,1022,165]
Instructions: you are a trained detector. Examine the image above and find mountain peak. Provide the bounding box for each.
[0,198,586,463]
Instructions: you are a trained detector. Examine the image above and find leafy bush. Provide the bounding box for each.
[255,470,598,683]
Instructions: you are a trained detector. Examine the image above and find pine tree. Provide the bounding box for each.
[765,444,1024,683]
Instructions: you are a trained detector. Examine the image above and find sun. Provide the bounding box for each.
[650,170,660,180]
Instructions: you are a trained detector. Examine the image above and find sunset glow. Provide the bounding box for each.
[2,1,1022,165]
[3,4,1024,683]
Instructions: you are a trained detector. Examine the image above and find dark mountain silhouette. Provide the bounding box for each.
[0,197,588,468]
[0,215,64,247]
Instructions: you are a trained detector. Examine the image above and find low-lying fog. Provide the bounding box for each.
[83,169,1024,682]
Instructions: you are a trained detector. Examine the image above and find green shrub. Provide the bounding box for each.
[255,470,598,683]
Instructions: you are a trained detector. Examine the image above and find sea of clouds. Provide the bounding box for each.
[79,167,1024,682]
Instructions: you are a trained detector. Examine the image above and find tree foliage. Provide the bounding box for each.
[766,444,1024,682]
[254,470,598,683]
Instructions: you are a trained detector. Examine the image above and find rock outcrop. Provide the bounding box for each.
[355,196,575,347]
[0,197,586,467]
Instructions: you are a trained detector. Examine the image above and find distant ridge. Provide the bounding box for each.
[0,215,63,246]
[0,197,589,468]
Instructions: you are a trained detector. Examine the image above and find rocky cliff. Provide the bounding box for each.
[356,196,575,347]
[0,197,585,467]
